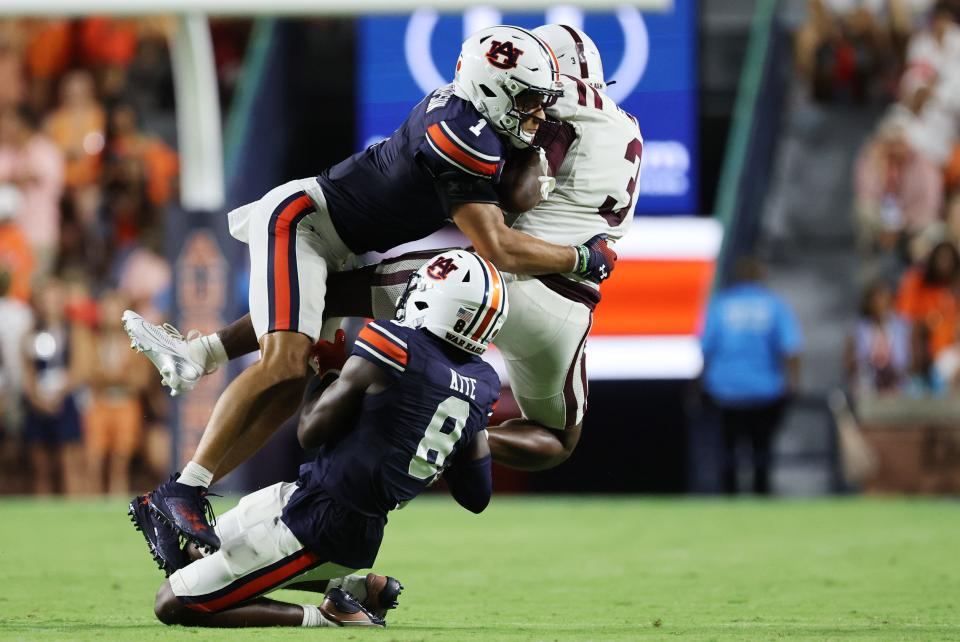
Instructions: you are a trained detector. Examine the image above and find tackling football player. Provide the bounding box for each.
[123,25,616,553]
[132,251,505,629]
[128,25,637,475]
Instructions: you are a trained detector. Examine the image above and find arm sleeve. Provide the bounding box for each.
[444,453,492,514]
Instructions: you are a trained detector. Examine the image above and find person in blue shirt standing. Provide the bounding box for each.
[701,257,803,495]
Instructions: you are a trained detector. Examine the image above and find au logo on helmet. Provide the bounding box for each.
[426,256,459,280]
[485,40,524,69]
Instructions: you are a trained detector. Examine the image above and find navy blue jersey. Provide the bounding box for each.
[318,85,508,254]
[283,320,500,532]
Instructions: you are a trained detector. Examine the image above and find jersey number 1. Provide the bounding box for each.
[408,396,471,480]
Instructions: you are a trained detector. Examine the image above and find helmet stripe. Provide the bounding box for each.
[460,253,491,339]
[505,25,561,83]
[559,24,589,80]
[471,256,505,343]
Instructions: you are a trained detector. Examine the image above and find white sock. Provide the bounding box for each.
[188,333,228,374]
[178,461,213,488]
[327,574,367,602]
[300,604,337,627]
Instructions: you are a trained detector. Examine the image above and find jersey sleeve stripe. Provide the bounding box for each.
[426,124,499,176]
[425,135,487,178]
[438,122,501,161]
[357,325,409,369]
[355,341,406,372]
[367,322,408,349]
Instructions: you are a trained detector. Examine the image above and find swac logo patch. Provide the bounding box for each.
[486,40,524,70]
[426,256,459,280]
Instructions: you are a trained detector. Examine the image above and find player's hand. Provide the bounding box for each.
[572,234,617,284]
[310,329,348,374]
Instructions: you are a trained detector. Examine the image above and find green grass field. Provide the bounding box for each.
[0,496,958,641]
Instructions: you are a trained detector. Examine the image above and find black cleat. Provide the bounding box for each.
[319,587,386,627]
[363,573,403,619]
[128,495,187,576]
[148,475,220,552]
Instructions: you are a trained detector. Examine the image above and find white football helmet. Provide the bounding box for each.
[455,25,564,147]
[396,250,508,356]
[533,24,606,91]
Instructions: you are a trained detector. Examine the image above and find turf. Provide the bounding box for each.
[0,496,958,641]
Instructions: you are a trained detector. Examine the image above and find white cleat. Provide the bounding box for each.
[122,310,205,397]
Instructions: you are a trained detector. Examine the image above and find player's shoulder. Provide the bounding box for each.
[353,319,412,374]
[421,86,505,178]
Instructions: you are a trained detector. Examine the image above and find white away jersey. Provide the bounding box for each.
[512,74,642,247]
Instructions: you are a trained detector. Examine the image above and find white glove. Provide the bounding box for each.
[536,147,555,200]
[538,175,556,200]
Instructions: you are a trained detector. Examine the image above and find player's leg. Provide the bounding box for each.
[154,482,383,628]
[148,181,350,549]
[486,278,593,470]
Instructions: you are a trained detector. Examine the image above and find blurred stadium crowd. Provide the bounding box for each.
[0,18,255,496]
[794,1,960,400]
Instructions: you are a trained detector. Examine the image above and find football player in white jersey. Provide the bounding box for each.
[124,24,639,472]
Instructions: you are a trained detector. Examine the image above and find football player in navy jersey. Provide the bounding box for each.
[136,251,505,629]
[123,25,617,553]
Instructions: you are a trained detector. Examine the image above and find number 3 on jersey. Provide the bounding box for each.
[599,138,642,227]
[408,396,471,480]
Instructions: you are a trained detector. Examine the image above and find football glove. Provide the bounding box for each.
[310,329,348,374]
[572,234,617,284]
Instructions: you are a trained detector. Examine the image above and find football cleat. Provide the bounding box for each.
[319,588,386,628]
[148,475,221,552]
[128,494,188,576]
[362,573,403,619]
[122,310,204,397]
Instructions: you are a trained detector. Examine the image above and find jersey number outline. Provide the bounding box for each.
[408,396,471,480]
[598,138,642,227]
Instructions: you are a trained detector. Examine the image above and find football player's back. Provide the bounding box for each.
[318,85,506,255]
[300,320,500,517]
[515,75,643,249]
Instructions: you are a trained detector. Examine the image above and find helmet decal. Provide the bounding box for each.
[425,255,460,280]
[485,40,524,70]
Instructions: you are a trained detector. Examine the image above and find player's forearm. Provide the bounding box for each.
[481,227,577,276]
[298,374,361,449]
[445,454,492,514]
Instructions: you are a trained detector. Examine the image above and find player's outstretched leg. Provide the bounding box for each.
[154,583,385,628]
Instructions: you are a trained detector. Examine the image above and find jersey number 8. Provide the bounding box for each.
[408,396,471,480]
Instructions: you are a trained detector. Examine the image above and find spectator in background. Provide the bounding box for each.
[0,188,34,442]
[21,278,89,495]
[0,23,25,111]
[78,18,139,104]
[906,1,960,80]
[846,280,911,396]
[23,19,72,114]
[895,241,960,379]
[106,102,178,208]
[854,118,943,259]
[701,257,803,495]
[0,106,65,273]
[44,70,105,225]
[85,290,149,494]
[0,183,34,303]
